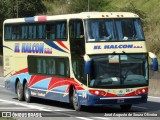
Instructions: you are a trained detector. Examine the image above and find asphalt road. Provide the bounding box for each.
[0,77,160,120]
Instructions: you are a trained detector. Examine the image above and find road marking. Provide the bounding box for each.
[54,109,75,112]
[0,98,52,111]
[0,107,30,110]
[0,85,4,87]
[148,96,160,99]
[132,106,148,109]
[76,117,93,120]
[92,117,111,120]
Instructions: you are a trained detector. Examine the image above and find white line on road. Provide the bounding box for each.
[0,98,52,111]
[148,96,160,99]
[76,117,94,120]
[92,117,111,120]
[54,109,75,112]
[0,85,4,87]
[132,106,148,109]
[0,107,31,110]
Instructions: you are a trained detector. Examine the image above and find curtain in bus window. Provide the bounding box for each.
[61,23,65,38]
[104,21,115,40]
[5,26,12,40]
[33,25,36,39]
[29,25,33,39]
[38,24,45,39]
[42,59,47,74]
[115,21,123,40]
[134,20,143,39]
[48,59,55,75]
[37,59,42,74]
[59,62,65,75]
[56,24,61,39]
[91,22,99,41]
[12,26,19,40]
[29,25,36,39]
[22,25,28,39]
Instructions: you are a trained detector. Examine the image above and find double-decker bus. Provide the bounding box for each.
[3,12,158,111]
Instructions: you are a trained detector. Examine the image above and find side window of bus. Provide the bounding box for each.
[72,58,86,85]
[12,25,21,40]
[4,25,12,40]
[69,20,84,39]
[28,56,69,77]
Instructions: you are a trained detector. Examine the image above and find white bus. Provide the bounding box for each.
[3,12,158,111]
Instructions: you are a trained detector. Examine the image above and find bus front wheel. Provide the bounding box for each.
[120,104,132,111]
[73,88,81,111]
[24,82,32,103]
[17,81,24,101]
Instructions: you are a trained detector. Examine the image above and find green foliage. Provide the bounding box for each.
[68,0,110,13]
[0,0,47,54]
[120,2,147,23]
[0,0,46,18]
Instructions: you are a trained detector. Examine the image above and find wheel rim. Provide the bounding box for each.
[25,84,29,99]
[17,84,21,98]
[73,90,78,106]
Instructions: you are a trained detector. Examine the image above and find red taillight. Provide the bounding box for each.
[89,90,107,96]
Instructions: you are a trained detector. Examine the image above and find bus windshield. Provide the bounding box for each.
[89,54,148,88]
[85,18,144,42]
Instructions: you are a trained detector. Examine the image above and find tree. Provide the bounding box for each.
[0,0,47,54]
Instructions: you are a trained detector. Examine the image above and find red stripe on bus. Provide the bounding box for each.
[12,68,28,76]
[56,41,69,50]
[38,16,47,22]
[28,75,50,87]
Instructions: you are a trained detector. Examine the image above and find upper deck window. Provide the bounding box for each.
[86,19,116,42]
[85,18,144,42]
[115,19,144,41]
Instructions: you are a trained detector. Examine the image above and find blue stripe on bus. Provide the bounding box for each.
[25,17,35,23]
[44,41,68,53]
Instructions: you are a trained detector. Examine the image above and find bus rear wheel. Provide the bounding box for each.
[120,104,132,111]
[72,88,82,111]
[17,81,24,101]
[24,82,32,103]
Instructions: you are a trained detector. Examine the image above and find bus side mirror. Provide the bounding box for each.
[85,61,91,74]
[149,52,158,71]
[84,54,91,74]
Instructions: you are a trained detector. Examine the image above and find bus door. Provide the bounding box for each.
[69,19,85,56]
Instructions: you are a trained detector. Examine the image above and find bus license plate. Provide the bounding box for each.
[117,99,124,103]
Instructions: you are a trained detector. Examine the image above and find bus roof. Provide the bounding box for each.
[4,12,139,24]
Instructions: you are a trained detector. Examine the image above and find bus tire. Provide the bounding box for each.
[120,104,132,111]
[72,88,82,111]
[17,81,24,101]
[24,82,32,103]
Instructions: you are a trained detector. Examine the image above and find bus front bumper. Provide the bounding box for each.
[80,94,148,106]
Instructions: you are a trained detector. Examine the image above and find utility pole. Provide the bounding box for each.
[16,0,18,18]
[88,0,89,12]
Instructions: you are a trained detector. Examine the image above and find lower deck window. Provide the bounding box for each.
[28,56,69,77]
